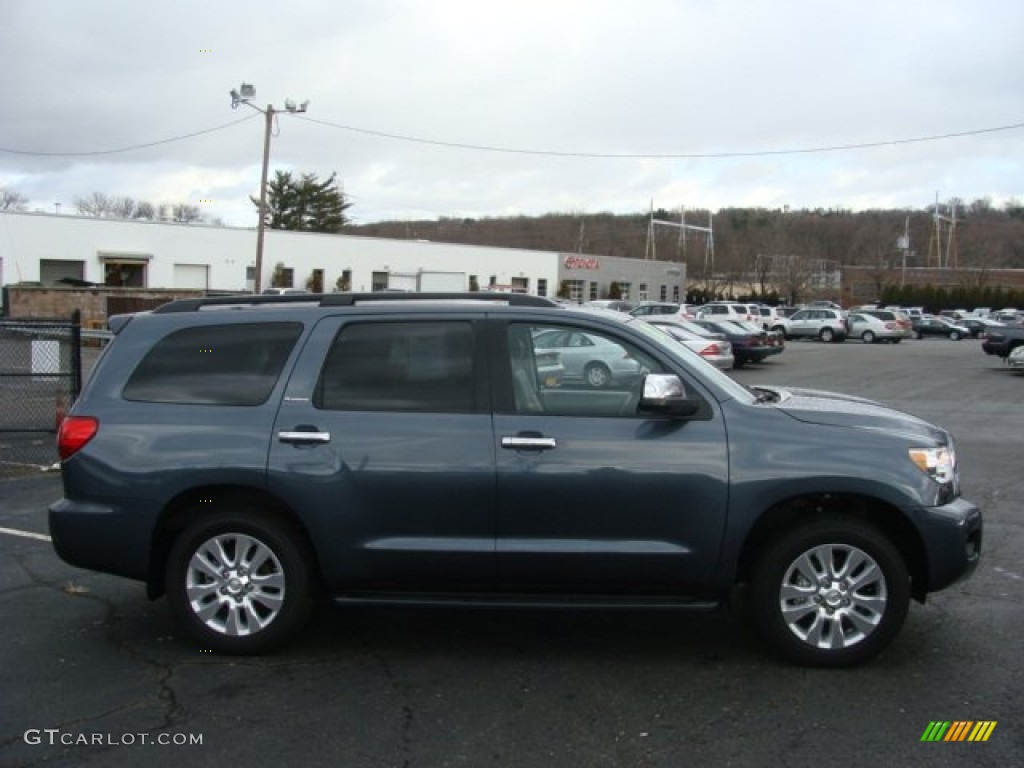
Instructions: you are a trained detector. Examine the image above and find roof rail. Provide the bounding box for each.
[151,291,560,313]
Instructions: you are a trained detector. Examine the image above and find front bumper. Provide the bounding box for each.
[911,496,982,593]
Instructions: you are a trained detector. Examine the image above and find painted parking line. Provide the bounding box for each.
[0,526,51,542]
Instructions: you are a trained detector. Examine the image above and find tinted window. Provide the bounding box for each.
[315,321,475,412]
[123,322,302,405]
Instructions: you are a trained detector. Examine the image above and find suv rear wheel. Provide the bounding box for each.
[750,516,910,667]
[166,508,316,654]
[819,327,835,343]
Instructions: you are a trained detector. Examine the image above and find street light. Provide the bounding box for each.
[230,82,309,293]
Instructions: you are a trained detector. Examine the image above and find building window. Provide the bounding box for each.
[536,278,548,297]
[309,268,324,293]
[660,284,668,301]
[672,285,680,302]
[638,283,648,302]
[564,279,585,303]
[617,282,632,300]
[371,271,389,291]
[589,281,599,301]
[510,276,529,293]
[103,259,148,287]
[271,266,294,289]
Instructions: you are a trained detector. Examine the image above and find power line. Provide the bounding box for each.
[297,115,1024,159]
[1,113,1021,161]
[0,115,260,157]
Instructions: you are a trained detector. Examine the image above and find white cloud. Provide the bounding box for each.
[2,0,1023,225]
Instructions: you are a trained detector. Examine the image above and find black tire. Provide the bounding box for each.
[819,327,835,343]
[892,338,902,344]
[949,331,961,341]
[584,362,612,388]
[166,508,317,655]
[861,331,876,344]
[749,516,910,667]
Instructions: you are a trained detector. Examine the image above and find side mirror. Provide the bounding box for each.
[639,373,700,418]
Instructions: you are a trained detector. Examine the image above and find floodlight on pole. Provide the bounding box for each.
[229,82,309,293]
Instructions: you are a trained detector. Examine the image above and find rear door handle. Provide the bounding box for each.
[501,435,557,451]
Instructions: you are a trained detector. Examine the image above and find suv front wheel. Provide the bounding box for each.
[750,516,910,667]
[166,508,317,654]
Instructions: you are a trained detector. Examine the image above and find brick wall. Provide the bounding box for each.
[2,286,206,326]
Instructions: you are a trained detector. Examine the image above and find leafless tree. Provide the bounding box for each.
[0,187,29,211]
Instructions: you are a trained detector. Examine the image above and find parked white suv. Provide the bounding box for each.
[785,307,848,342]
[695,302,760,324]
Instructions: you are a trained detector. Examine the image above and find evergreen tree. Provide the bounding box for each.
[253,171,351,233]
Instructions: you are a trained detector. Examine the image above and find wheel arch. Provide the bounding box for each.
[735,492,929,602]
[146,484,323,599]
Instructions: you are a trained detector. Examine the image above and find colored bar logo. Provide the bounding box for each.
[921,721,997,742]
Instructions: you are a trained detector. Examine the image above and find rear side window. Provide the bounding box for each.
[315,321,476,412]
[123,322,302,405]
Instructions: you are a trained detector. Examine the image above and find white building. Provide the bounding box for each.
[0,211,685,304]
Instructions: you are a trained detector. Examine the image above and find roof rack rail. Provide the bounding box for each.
[151,291,560,313]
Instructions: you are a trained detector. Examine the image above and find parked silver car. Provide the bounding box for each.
[532,329,643,387]
[846,312,912,343]
[643,318,735,370]
[1007,345,1024,372]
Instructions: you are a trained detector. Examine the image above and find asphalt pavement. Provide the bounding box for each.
[1,336,1021,767]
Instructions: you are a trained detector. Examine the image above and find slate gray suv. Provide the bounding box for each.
[49,293,982,666]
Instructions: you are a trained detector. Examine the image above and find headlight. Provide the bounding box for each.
[908,445,956,485]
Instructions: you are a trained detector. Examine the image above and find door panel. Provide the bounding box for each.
[267,316,496,591]
[493,320,729,594]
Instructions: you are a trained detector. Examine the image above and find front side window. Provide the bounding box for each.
[506,323,665,417]
[123,322,302,405]
[315,322,476,412]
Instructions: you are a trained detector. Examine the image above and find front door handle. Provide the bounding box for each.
[278,428,331,444]
[501,435,557,451]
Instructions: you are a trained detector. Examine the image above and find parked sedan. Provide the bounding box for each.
[846,312,912,343]
[690,318,772,367]
[532,329,643,387]
[960,317,1005,339]
[644,318,734,370]
[1008,345,1024,372]
[913,315,970,340]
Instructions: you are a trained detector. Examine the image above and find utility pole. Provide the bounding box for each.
[230,83,309,293]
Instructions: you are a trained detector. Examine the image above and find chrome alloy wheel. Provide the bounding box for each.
[778,543,888,650]
[185,532,286,637]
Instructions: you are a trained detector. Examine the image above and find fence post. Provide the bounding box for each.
[70,309,82,401]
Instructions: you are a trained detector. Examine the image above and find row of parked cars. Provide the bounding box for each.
[620,299,1024,349]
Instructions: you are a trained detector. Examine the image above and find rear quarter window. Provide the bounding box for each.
[122,322,303,405]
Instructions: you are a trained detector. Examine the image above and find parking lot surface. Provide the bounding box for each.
[1,337,1021,767]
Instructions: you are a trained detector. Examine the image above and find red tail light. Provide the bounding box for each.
[58,416,99,460]
[700,344,722,357]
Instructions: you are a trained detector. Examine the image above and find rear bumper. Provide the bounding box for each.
[912,497,982,593]
[49,498,153,582]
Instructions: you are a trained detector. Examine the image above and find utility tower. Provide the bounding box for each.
[645,203,714,276]
[927,193,959,269]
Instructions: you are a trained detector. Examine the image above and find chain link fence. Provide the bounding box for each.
[0,312,84,477]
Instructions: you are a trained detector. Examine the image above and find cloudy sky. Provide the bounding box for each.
[2,0,1023,227]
